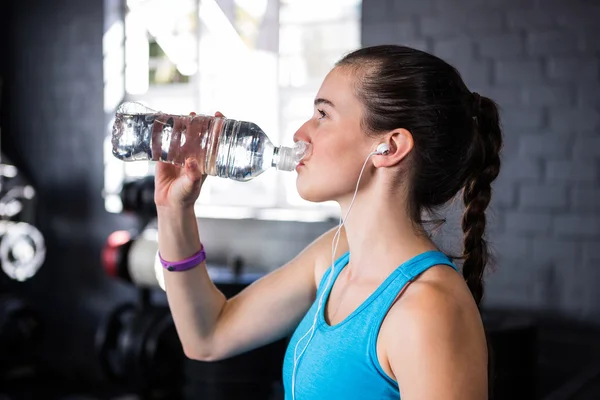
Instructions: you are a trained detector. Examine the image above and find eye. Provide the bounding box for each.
[317,109,327,119]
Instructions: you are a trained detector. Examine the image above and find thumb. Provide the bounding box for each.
[184,158,204,182]
[171,158,204,201]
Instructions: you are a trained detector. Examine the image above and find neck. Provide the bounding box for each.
[336,183,438,280]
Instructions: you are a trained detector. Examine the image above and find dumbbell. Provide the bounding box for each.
[0,221,46,282]
[120,176,156,218]
[95,303,184,395]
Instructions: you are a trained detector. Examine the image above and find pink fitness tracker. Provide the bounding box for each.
[159,246,206,272]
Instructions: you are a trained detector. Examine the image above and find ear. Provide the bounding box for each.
[372,128,414,168]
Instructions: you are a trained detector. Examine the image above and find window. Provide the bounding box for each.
[103,0,361,221]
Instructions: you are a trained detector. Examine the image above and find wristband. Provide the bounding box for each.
[159,246,206,272]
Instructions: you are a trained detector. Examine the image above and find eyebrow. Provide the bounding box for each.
[314,98,335,108]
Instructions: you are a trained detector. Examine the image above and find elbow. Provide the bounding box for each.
[180,304,228,362]
[182,341,222,362]
[183,346,214,362]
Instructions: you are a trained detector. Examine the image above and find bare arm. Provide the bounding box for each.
[159,204,343,361]
[158,206,226,360]
[154,118,346,362]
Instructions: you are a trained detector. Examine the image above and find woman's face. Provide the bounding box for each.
[293,67,378,204]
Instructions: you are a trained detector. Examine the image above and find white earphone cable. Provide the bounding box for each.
[291,148,381,400]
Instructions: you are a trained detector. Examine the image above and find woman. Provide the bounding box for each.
[155,45,502,399]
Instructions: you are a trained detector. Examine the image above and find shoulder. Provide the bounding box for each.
[379,266,488,398]
[385,269,473,347]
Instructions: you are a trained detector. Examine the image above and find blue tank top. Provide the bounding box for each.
[282,250,459,400]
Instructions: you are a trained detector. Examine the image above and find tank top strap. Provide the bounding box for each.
[395,250,458,282]
[317,251,457,300]
[366,250,459,332]
[316,251,351,295]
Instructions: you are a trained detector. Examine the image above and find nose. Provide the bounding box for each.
[293,120,311,144]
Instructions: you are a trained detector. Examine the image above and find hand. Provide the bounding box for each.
[154,111,225,209]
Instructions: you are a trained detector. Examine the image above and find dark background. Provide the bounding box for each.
[1,0,599,399]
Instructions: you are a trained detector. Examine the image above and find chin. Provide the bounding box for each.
[296,177,337,203]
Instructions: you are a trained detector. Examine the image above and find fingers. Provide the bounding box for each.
[189,111,225,118]
[155,160,179,177]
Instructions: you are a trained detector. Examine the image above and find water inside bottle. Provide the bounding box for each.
[112,102,222,174]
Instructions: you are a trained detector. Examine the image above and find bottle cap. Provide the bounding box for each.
[293,141,312,162]
[276,141,312,171]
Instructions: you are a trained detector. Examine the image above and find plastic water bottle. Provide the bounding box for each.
[111,102,312,182]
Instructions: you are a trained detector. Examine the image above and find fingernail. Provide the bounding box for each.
[189,159,198,170]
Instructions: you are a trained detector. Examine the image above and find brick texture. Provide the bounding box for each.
[363,0,600,319]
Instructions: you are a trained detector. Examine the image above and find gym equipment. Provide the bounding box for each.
[0,153,46,282]
[95,296,184,398]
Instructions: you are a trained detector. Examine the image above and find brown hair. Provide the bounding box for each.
[337,45,503,305]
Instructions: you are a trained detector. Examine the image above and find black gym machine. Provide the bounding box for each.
[0,152,45,398]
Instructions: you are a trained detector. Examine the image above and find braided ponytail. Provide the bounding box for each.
[461,93,503,306]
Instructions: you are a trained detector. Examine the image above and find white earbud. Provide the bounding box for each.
[375,143,390,155]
